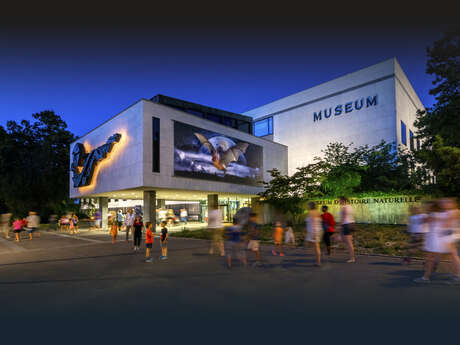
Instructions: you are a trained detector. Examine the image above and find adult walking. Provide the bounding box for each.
[339,196,355,263]
[124,209,135,241]
[415,198,460,283]
[116,210,124,233]
[208,208,225,256]
[1,213,12,239]
[26,211,40,240]
[402,205,428,264]
[321,205,336,256]
[133,215,144,251]
[306,202,322,266]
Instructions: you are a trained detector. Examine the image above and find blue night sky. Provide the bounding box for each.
[0,19,451,138]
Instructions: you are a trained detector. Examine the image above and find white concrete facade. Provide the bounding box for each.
[69,99,288,200]
[245,58,424,175]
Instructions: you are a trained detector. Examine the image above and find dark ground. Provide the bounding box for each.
[0,230,459,343]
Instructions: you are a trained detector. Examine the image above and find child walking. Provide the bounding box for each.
[110,220,118,244]
[160,221,168,260]
[284,221,296,249]
[272,221,285,256]
[13,218,22,242]
[145,222,154,263]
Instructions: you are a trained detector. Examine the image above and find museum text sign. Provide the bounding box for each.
[313,95,378,122]
[315,196,422,205]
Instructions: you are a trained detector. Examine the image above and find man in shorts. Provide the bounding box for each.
[26,211,40,240]
[247,213,262,266]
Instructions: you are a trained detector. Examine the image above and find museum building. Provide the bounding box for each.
[70,58,424,226]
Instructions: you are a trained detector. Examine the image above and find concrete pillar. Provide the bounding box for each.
[99,197,108,230]
[143,191,156,225]
[207,194,218,211]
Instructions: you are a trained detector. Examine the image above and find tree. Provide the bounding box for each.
[0,111,75,218]
[414,26,460,196]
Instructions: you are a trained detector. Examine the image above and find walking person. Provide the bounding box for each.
[110,220,118,244]
[1,213,12,239]
[160,220,168,260]
[225,219,247,269]
[247,213,262,266]
[26,211,40,240]
[272,221,285,256]
[402,205,428,264]
[180,208,188,224]
[145,222,154,263]
[12,217,22,242]
[339,197,356,263]
[306,202,323,266]
[133,215,144,251]
[321,206,336,256]
[124,209,135,241]
[284,221,296,249]
[208,208,225,256]
[415,198,460,284]
[116,210,124,234]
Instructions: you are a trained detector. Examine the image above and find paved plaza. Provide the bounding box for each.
[0,229,459,340]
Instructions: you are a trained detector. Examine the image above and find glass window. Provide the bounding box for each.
[237,121,250,133]
[417,138,421,151]
[186,109,204,118]
[401,121,407,146]
[204,113,221,123]
[409,130,414,150]
[152,117,160,172]
[254,117,273,137]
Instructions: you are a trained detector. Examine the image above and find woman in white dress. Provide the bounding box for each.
[305,202,323,266]
[415,198,460,283]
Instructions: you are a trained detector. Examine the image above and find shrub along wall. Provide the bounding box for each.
[308,195,424,225]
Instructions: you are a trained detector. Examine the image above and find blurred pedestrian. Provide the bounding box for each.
[415,198,460,284]
[26,211,40,240]
[285,221,296,249]
[116,210,124,233]
[208,208,225,256]
[133,215,144,251]
[70,213,79,234]
[402,205,428,264]
[306,202,322,266]
[110,220,118,244]
[321,205,336,256]
[272,221,284,256]
[145,221,154,263]
[180,208,188,224]
[124,208,135,241]
[1,213,12,239]
[339,197,356,263]
[12,217,22,242]
[160,220,168,260]
[247,213,262,266]
[48,214,58,231]
[225,219,247,269]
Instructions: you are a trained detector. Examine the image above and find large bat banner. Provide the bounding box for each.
[174,121,263,185]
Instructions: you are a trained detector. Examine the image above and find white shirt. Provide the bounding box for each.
[340,205,355,224]
[27,215,40,228]
[408,214,428,234]
[124,213,135,226]
[208,209,222,228]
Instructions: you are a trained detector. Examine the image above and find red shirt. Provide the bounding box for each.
[321,212,336,232]
[145,229,154,244]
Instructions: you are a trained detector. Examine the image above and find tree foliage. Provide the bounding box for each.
[0,111,75,217]
[414,26,460,197]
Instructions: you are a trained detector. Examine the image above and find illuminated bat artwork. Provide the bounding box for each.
[71,133,122,188]
[194,132,249,171]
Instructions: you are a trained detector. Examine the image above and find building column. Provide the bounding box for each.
[207,194,218,211]
[143,191,157,225]
[99,197,108,230]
